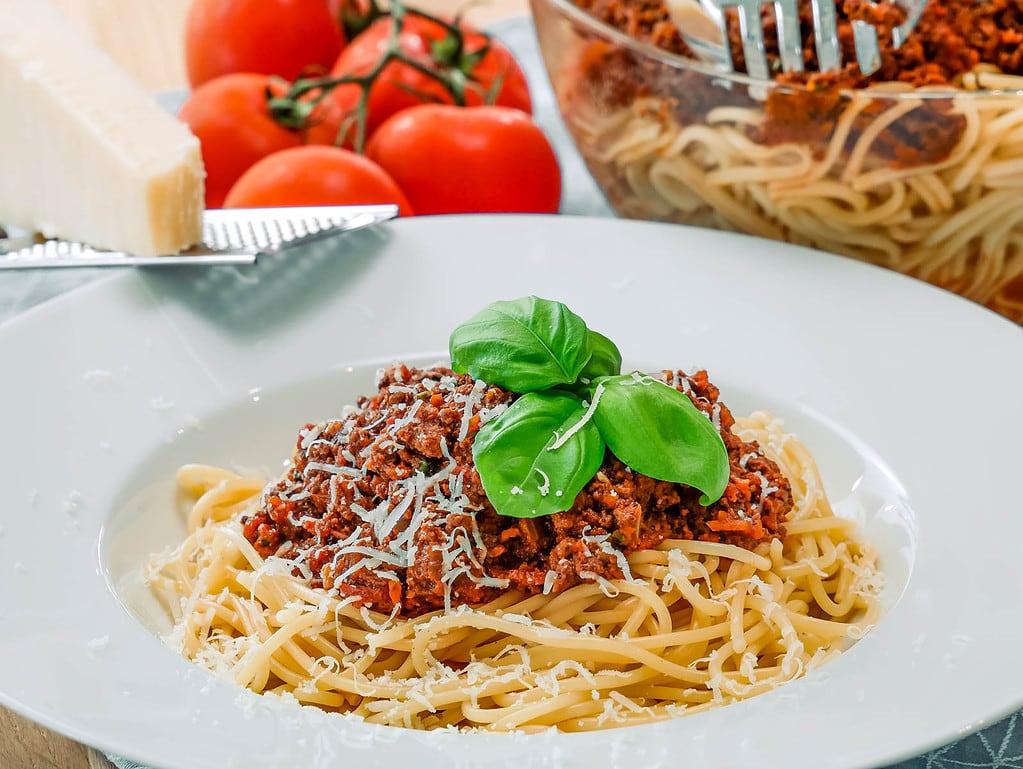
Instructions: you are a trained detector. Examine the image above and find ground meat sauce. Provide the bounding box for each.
[571,0,1023,166]
[241,365,792,617]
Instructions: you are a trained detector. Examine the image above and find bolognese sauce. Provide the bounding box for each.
[241,364,792,617]
[575,0,1023,86]
[571,0,1023,166]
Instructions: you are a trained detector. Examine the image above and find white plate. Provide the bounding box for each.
[1,215,1021,769]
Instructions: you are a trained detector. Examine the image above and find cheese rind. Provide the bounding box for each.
[0,0,204,255]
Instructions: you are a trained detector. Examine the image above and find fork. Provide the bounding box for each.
[667,0,929,80]
[0,205,399,270]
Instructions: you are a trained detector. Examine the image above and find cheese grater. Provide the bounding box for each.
[0,205,399,270]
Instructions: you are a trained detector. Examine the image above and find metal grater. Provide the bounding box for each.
[667,0,928,80]
[0,205,399,270]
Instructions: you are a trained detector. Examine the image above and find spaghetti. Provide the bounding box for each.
[554,0,1023,321]
[146,408,882,732]
[568,79,1023,321]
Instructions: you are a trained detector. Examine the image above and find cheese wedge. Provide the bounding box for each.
[0,0,204,256]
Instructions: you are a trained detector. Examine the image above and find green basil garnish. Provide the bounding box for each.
[578,329,622,383]
[473,392,605,519]
[449,296,592,392]
[451,297,730,518]
[590,375,728,506]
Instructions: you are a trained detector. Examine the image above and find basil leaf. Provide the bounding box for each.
[473,392,606,518]
[449,296,592,392]
[579,329,622,382]
[591,374,729,505]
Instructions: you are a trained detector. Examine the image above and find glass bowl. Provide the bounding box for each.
[530,0,1023,323]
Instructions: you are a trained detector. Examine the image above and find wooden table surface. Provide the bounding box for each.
[1,1,529,768]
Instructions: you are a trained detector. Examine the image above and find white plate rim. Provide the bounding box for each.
[1,214,1021,769]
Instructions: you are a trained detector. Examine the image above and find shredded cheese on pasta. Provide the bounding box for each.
[145,412,882,732]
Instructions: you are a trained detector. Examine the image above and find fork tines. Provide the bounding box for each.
[670,0,929,79]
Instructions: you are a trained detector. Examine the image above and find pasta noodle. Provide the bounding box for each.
[145,412,882,732]
[557,14,1023,325]
[566,75,1023,321]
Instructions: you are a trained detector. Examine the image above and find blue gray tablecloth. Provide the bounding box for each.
[1,16,1018,769]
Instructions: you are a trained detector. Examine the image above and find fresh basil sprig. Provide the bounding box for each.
[449,297,729,518]
[578,329,623,385]
[449,296,596,392]
[472,392,605,519]
[591,374,729,505]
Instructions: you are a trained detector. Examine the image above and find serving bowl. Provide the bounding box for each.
[530,0,1023,323]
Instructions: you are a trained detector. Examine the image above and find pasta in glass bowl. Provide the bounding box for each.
[531,0,1023,322]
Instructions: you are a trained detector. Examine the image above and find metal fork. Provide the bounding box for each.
[0,205,399,270]
[667,0,929,80]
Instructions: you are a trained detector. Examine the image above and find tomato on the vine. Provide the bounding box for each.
[179,73,303,208]
[185,0,344,88]
[326,0,382,38]
[366,104,561,215]
[304,13,532,147]
[223,145,414,216]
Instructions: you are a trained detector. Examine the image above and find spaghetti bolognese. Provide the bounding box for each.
[146,364,881,732]
[548,0,1023,321]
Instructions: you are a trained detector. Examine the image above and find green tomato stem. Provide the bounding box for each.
[266,0,492,152]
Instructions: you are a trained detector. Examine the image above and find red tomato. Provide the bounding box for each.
[223,145,414,216]
[326,0,380,38]
[179,73,303,208]
[186,0,344,88]
[365,105,561,215]
[306,14,532,147]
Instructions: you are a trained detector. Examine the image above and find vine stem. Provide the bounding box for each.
[268,0,497,153]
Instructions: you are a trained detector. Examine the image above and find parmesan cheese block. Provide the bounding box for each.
[0,0,204,255]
